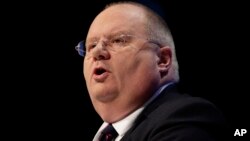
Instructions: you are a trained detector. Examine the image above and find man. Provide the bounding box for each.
[75,1,228,141]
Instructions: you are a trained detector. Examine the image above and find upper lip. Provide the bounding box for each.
[92,65,110,75]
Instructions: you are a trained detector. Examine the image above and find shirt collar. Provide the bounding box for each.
[112,106,144,137]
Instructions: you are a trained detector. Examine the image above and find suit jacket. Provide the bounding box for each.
[121,84,229,141]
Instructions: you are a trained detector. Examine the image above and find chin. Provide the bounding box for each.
[90,88,118,103]
[96,93,117,103]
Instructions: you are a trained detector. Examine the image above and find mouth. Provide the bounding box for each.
[92,67,109,82]
[94,68,107,75]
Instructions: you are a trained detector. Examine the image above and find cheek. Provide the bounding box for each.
[83,61,91,80]
[114,53,159,85]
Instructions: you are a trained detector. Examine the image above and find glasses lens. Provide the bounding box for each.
[75,41,85,57]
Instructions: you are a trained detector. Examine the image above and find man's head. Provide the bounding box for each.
[83,2,179,123]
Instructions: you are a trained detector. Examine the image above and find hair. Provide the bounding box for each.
[105,1,179,82]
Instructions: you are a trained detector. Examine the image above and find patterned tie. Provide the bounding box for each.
[99,124,118,141]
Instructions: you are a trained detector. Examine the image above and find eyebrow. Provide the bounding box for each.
[85,37,99,45]
[109,31,133,36]
[85,30,134,45]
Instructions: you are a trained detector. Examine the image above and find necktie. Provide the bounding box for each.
[99,124,118,141]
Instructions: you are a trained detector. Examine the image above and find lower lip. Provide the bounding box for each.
[93,72,109,82]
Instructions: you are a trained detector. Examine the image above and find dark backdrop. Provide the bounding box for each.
[5,0,249,141]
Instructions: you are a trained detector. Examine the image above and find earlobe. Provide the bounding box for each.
[158,47,172,77]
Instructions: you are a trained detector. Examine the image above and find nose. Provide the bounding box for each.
[92,41,111,60]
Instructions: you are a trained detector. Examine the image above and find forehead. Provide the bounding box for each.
[87,4,147,38]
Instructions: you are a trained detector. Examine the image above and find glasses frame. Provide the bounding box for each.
[75,34,161,57]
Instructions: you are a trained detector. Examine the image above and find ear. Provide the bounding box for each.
[157,46,172,77]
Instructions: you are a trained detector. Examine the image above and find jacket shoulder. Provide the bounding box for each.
[122,92,228,141]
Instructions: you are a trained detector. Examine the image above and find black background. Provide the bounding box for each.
[4,0,249,140]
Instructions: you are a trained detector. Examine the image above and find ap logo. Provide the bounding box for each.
[234,129,247,136]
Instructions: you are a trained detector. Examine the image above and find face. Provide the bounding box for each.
[84,4,162,122]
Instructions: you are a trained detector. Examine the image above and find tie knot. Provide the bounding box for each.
[100,124,118,141]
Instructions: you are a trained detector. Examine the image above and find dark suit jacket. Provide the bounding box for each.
[121,84,229,141]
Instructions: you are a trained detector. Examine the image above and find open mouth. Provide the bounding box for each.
[93,67,109,82]
[94,68,107,75]
[92,66,110,82]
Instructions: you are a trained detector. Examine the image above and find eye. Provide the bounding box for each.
[110,35,128,47]
[86,42,97,51]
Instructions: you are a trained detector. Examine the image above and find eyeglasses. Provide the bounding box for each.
[75,34,160,57]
